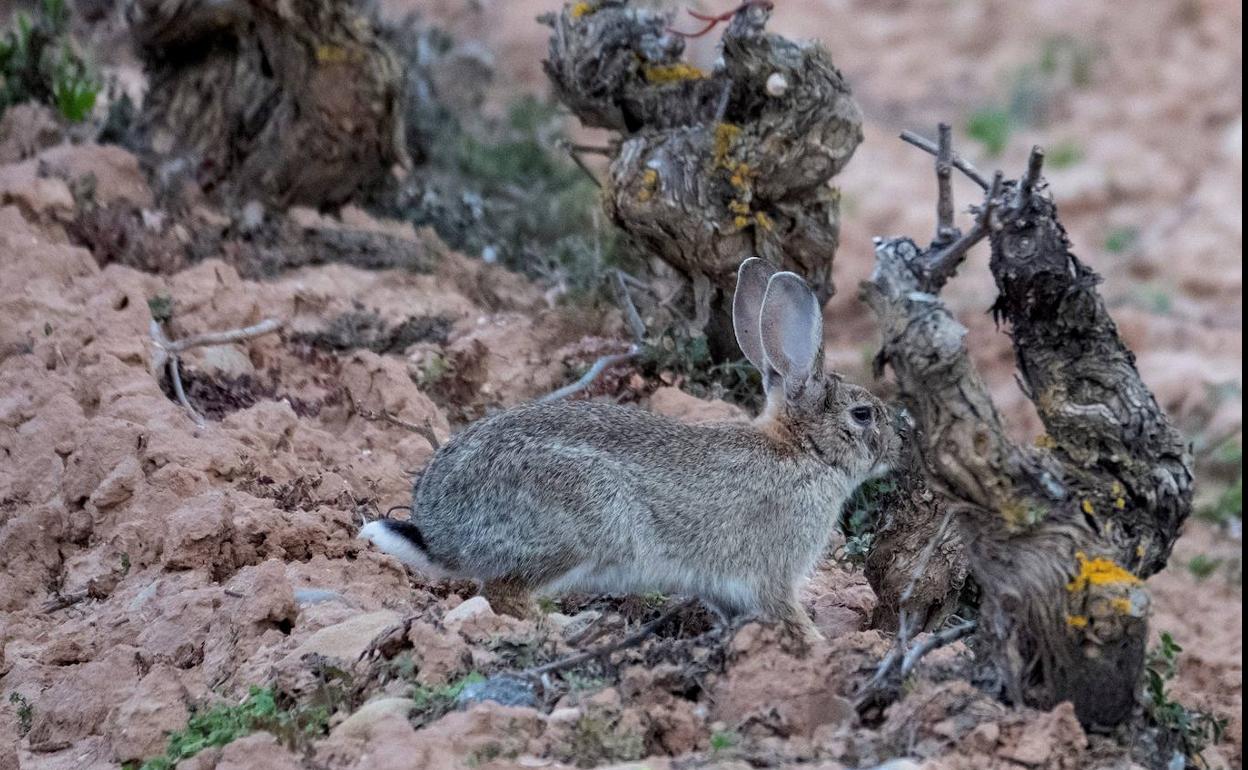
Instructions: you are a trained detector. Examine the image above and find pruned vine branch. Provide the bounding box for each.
[862,125,1192,727]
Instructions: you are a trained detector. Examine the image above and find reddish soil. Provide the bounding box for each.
[0,1,1240,769]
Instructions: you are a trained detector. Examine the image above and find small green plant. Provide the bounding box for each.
[639,332,763,410]
[1104,226,1139,254]
[1199,442,1242,526]
[557,709,647,767]
[837,476,897,567]
[1186,554,1222,581]
[415,351,451,390]
[1039,34,1098,88]
[966,107,1012,157]
[1,0,99,123]
[1132,284,1173,316]
[560,671,609,693]
[1199,476,1242,525]
[147,295,174,324]
[399,93,636,298]
[1144,632,1227,762]
[964,35,1100,157]
[137,687,330,770]
[8,692,33,736]
[1047,140,1083,169]
[410,671,486,726]
[709,729,738,752]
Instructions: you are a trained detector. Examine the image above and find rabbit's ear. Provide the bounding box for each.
[760,271,824,396]
[733,258,779,374]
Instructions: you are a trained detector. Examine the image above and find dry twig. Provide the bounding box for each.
[539,346,641,403]
[521,598,698,679]
[344,388,441,450]
[149,317,284,427]
[900,129,990,189]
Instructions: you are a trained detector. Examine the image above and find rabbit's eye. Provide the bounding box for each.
[850,406,874,426]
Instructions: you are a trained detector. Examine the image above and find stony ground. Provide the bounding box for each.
[0,0,1241,769]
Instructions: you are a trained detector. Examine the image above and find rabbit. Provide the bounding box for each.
[360,257,897,640]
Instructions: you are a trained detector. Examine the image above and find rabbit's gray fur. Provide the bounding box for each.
[361,258,896,639]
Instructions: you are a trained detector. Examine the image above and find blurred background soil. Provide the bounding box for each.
[0,0,1240,768]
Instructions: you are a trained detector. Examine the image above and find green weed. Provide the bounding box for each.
[1047,140,1083,169]
[1104,227,1139,254]
[964,35,1100,157]
[8,692,33,736]
[1145,632,1227,762]
[395,93,636,298]
[837,476,898,567]
[410,671,486,726]
[137,686,331,770]
[709,730,738,752]
[1186,555,1222,581]
[966,107,1012,157]
[556,710,647,768]
[639,332,763,410]
[1198,442,1242,526]
[1,0,99,123]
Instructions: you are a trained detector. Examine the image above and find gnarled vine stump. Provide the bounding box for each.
[542,0,861,353]
[126,0,406,207]
[862,127,1192,727]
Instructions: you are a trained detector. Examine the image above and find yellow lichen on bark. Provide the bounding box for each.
[642,62,706,84]
[637,168,659,202]
[570,2,594,20]
[1066,551,1142,593]
[1110,597,1134,614]
[712,123,743,168]
[316,44,354,64]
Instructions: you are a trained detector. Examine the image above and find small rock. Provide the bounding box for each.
[293,588,349,606]
[648,387,746,424]
[456,674,538,709]
[555,609,601,640]
[0,160,74,214]
[190,344,256,378]
[406,620,471,686]
[546,707,582,724]
[284,610,400,663]
[443,595,494,626]
[865,760,922,770]
[215,732,303,770]
[0,103,61,163]
[331,697,415,740]
[106,664,191,762]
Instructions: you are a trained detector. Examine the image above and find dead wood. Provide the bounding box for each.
[861,128,1193,727]
[125,0,406,208]
[863,431,969,633]
[542,0,862,352]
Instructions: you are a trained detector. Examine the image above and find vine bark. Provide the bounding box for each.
[862,130,1192,727]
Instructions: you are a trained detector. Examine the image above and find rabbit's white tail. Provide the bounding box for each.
[358,519,449,578]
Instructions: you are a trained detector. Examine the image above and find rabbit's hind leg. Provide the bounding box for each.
[483,577,539,619]
[757,588,823,646]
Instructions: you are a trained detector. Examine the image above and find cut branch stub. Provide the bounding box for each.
[862,127,1191,728]
[543,0,862,335]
